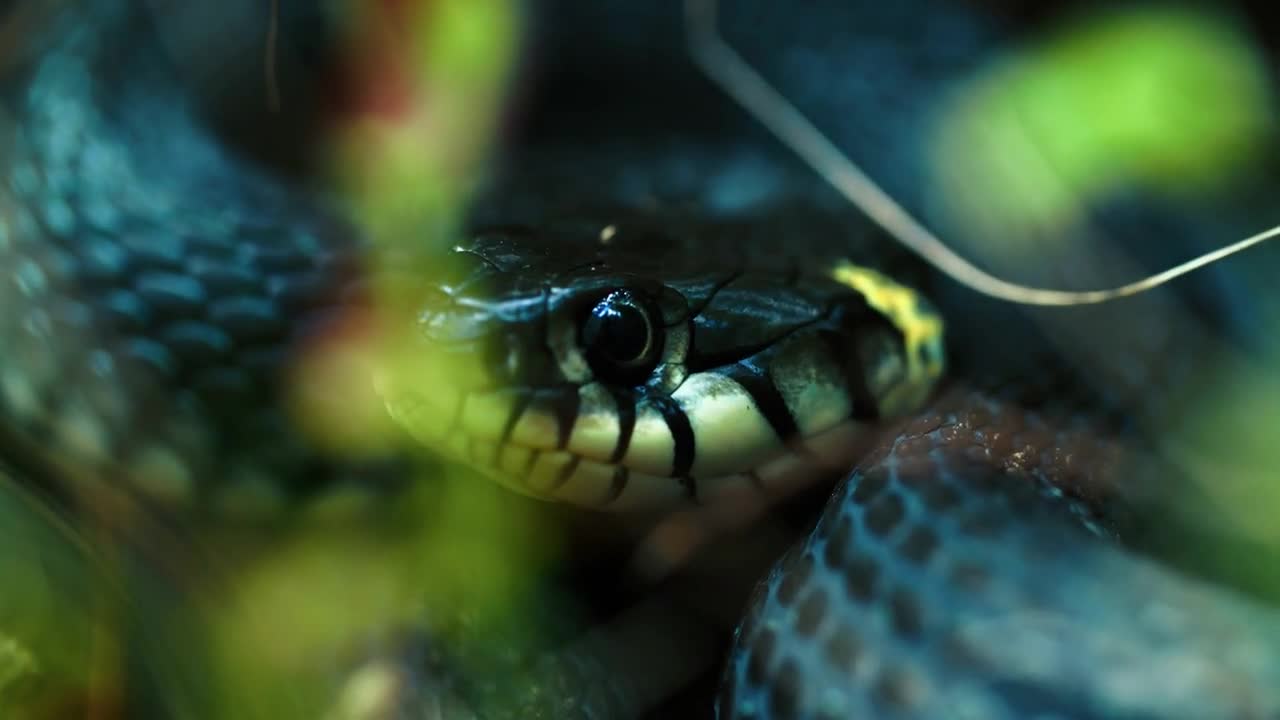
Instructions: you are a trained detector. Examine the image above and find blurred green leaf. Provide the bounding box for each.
[931,6,1274,250]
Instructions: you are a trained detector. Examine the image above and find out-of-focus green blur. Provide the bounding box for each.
[326,0,521,252]
[0,482,107,718]
[222,2,563,718]
[930,5,1274,261]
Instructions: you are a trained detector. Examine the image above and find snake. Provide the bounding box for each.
[3,0,1280,718]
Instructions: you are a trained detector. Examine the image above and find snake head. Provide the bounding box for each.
[375,213,945,511]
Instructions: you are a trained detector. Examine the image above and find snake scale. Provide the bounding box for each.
[3,0,1280,718]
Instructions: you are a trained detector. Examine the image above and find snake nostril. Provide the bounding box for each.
[415,285,451,315]
[417,302,490,344]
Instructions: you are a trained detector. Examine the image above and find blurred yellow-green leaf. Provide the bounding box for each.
[931,5,1274,251]
[326,0,521,250]
[195,470,564,720]
[0,481,112,717]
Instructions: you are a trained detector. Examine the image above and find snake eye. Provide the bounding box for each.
[581,289,662,383]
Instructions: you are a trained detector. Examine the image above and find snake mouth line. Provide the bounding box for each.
[382,384,877,512]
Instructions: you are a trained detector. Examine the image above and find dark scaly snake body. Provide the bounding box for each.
[719,391,1280,719]
[3,1,1280,719]
[0,0,394,519]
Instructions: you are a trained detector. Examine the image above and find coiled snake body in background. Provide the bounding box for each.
[3,1,1280,718]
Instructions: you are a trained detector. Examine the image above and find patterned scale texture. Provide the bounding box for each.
[718,391,1280,719]
[0,0,395,518]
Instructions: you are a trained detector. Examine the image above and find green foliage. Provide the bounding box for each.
[931,6,1274,250]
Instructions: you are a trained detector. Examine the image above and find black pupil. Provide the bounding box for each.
[583,291,652,367]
